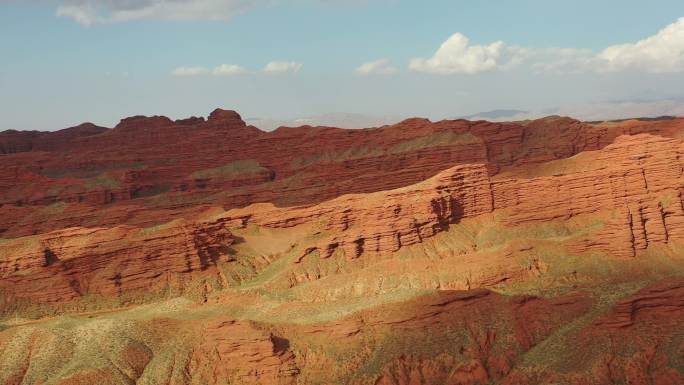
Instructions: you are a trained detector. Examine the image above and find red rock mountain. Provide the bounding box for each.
[1,109,683,385]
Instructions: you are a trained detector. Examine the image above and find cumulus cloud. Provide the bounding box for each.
[56,0,275,26]
[213,64,248,75]
[263,61,303,74]
[170,66,208,76]
[409,33,506,74]
[529,17,684,74]
[597,17,684,73]
[409,17,684,75]
[355,59,398,75]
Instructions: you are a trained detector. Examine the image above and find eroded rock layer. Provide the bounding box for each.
[2,112,682,238]
[1,111,684,385]
[0,217,236,311]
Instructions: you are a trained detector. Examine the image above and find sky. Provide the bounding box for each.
[2,0,684,130]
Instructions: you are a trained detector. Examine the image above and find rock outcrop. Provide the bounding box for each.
[493,134,684,257]
[189,319,299,385]
[0,217,236,313]
[239,163,493,261]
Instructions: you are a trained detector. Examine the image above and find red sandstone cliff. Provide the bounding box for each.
[1,110,684,385]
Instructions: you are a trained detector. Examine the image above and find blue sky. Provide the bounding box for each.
[2,1,684,130]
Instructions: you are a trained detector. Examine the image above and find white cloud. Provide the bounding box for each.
[528,17,684,74]
[408,17,684,75]
[171,66,208,76]
[56,3,101,26]
[355,59,398,75]
[172,62,303,76]
[56,0,358,25]
[409,33,505,74]
[263,61,303,74]
[56,0,275,25]
[213,64,248,76]
[597,17,684,73]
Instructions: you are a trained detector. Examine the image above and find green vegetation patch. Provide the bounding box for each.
[46,185,66,196]
[83,174,120,190]
[44,201,69,214]
[289,146,384,169]
[388,131,480,154]
[191,159,267,179]
[658,190,680,210]
[36,161,150,180]
[288,131,481,169]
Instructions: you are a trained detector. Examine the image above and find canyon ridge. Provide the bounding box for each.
[1,109,684,385]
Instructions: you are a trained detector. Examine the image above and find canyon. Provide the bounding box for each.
[1,109,684,385]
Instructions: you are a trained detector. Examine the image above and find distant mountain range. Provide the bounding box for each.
[246,112,406,131]
[456,109,529,120]
[246,100,684,131]
[460,100,684,123]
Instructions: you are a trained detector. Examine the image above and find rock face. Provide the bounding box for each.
[0,217,236,312]
[1,110,684,385]
[236,133,684,263]
[493,134,684,257]
[593,278,684,329]
[189,319,299,385]
[0,123,107,154]
[245,163,494,261]
[503,278,684,385]
[2,112,681,239]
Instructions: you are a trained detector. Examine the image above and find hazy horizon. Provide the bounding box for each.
[2,1,684,130]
